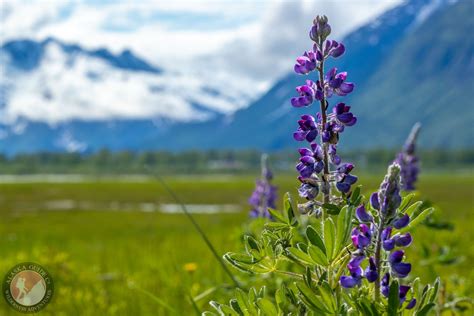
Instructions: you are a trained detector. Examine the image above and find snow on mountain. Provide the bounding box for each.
[0,38,257,126]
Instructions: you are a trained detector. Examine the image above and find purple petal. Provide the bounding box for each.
[393,214,410,229]
[340,276,358,288]
[370,192,380,210]
[356,205,373,222]
[406,298,416,309]
[392,262,412,278]
[389,250,405,264]
[293,130,306,141]
[339,82,354,93]
[394,233,412,247]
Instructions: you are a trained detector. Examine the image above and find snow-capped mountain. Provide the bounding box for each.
[0,0,472,154]
[0,37,255,125]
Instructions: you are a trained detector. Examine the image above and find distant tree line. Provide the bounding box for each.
[0,148,472,175]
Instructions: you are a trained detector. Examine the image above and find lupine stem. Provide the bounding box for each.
[317,40,330,204]
[373,218,384,301]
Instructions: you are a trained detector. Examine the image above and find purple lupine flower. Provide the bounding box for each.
[296,144,324,178]
[395,123,421,191]
[393,214,410,229]
[377,163,402,219]
[325,68,354,97]
[323,40,345,58]
[393,233,413,247]
[328,144,341,165]
[356,204,373,223]
[294,50,321,75]
[335,163,357,193]
[389,250,412,278]
[351,224,371,249]
[291,81,316,107]
[365,257,378,283]
[294,115,318,142]
[370,192,380,210]
[249,155,278,218]
[382,226,395,251]
[333,103,357,126]
[381,273,390,297]
[406,298,417,309]
[298,181,319,200]
[399,285,411,304]
[340,256,364,288]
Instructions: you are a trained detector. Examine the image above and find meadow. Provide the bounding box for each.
[0,172,472,315]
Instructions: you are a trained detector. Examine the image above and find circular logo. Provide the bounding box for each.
[3,262,54,313]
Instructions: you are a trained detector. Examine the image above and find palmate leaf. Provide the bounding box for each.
[404,201,423,217]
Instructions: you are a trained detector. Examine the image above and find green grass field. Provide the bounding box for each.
[0,172,472,315]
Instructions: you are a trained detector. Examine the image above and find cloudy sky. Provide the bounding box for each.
[1,0,405,127]
[1,0,402,82]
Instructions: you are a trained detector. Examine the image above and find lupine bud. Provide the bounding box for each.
[377,163,402,219]
[395,123,421,191]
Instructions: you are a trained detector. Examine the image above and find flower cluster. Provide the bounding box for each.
[395,123,421,191]
[249,154,277,218]
[291,15,357,208]
[340,163,416,309]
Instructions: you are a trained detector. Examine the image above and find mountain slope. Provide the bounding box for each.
[205,0,472,150]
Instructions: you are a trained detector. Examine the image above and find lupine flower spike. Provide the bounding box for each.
[395,122,421,191]
[292,15,357,212]
[249,154,277,218]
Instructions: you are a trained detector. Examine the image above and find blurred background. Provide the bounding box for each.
[0,0,473,315]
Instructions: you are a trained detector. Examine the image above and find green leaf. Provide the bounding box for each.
[335,206,352,255]
[404,201,423,217]
[388,279,400,316]
[257,298,278,315]
[244,235,262,259]
[265,222,290,230]
[234,288,249,311]
[415,303,436,316]
[429,277,440,303]
[399,193,416,211]
[322,203,341,215]
[286,247,314,265]
[350,186,361,204]
[307,244,329,266]
[295,282,330,313]
[229,299,243,314]
[268,208,287,223]
[318,281,337,313]
[284,193,295,224]
[324,218,336,260]
[401,207,434,233]
[306,225,326,254]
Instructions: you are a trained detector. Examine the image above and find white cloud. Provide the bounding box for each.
[0,0,403,125]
